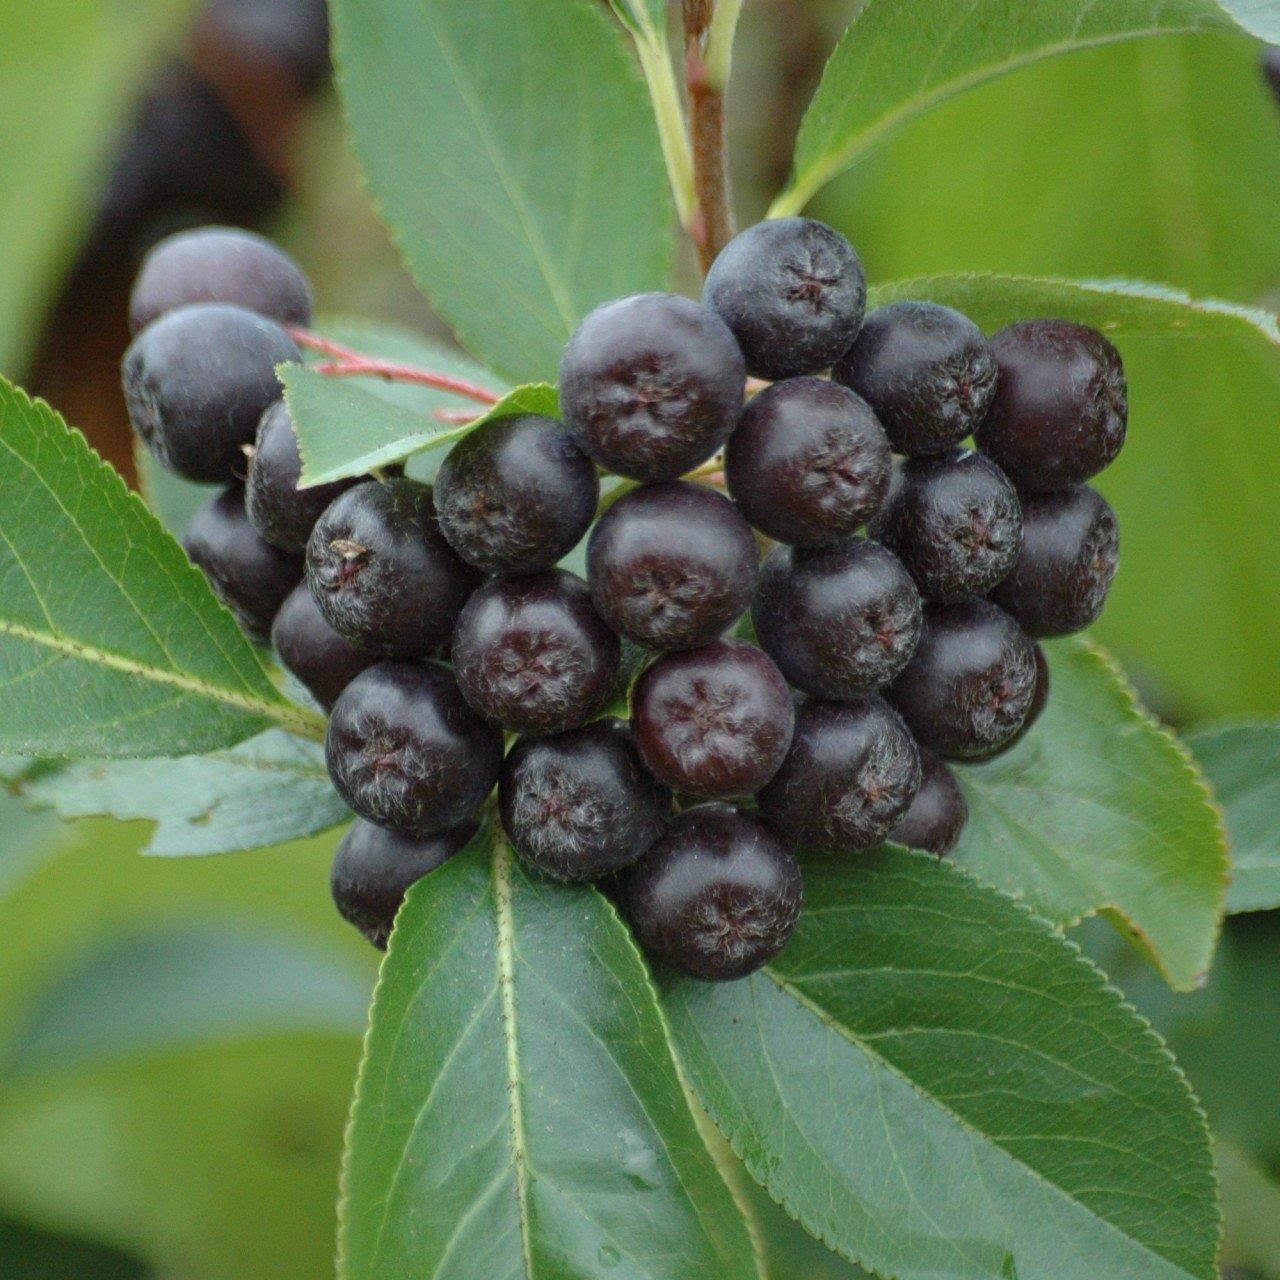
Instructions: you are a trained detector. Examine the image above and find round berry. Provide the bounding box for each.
[271,584,376,710]
[758,697,922,856]
[123,303,300,483]
[868,450,1022,602]
[326,662,502,833]
[990,486,1118,637]
[973,641,1051,762]
[976,320,1128,491]
[631,639,794,799]
[434,414,599,574]
[499,719,671,882]
[753,540,921,699]
[1263,45,1280,105]
[888,600,1037,760]
[306,478,480,657]
[887,751,968,855]
[183,487,301,640]
[834,301,997,455]
[558,293,745,482]
[588,482,757,651]
[201,0,332,92]
[452,570,619,734]
[627,803,802,981]
[246,400,359,554]
[725,377,891,547]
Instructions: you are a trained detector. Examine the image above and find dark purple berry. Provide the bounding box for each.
[588,482,758,651]
[558,293,745,482]
[834,301,996,455]
[1263,45,1280,105]
[434,414,599,574]
[627,803,802,981]
[201,0,332,92]
[758,697,921,856]
[868,450,1022,602]
[306,478,480,657]
[452,570,619,734]
[129,226,313,333]
[704,218,866,380]
[326,662,502,833]
[972,641,1050,762]
[499,718,671,882]
[976,320,1128,492]
[631,639,794,799]
[183,487,301,640]
[888,751,968,855]
[990,486,1118,637]
[724,377,891,547]
[889,600,1037,760]
[123,303,300,483]
[271,584,376,710]
[753,539,921,699]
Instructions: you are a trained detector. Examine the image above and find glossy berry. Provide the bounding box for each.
[753,539,921,699]
[129,226,313,333]
[887,751,968,855]
[868,450,1022,602]
[558,293,745,482]
[990,486,1119,637]
[976,320,1128,492]
[588,482,758,651]
[326,662,502,833]
[972,641,1050,762]
[183,487,301,640]
[725,377,891,547]
[758,697,922,856]
[331,817,476,949]
[889,600,1037,760]
[452,570,619,734]
[306,478,480,656]
[499,718,671,882]
[631,639,794,799]
[123,303,300,483]
[271,584,376,710]
[627,804,802,981]
[434,414,599,574]
[834,301,997,456]
[246,401,359,554]
[704,218,866,380]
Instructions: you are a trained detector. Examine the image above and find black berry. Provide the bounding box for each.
[1263,45,1280,105]
[559,293,745,482]
[889,600,1037,760]
[868,450,1022,602]
[724,377,891,547]
[974,641,1050,761]
[452,570,619,734]
[183,487,301,640]
[326,662,502,833]
[271,584,376,710]
[201,0,332,92]
[834,301,997,455]
[434,414,599,574]
[588,482,758,650]
[627,803,802,981]
[758,697,922,856]
[306,478,480,656]
[631,639,794,799]
[753,539,921,699]
[499,718,671,882]
[331,817,476,950]
[976,320,1128,491]
[887,751,968,855]
[704,218,866,380]
[129,226,313,333]
[990,486,1118,637]
[123,303,300,483]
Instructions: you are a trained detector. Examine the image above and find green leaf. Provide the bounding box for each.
[330,0,672,383]
[774,0,1280,215]
[950,637,1227,991]
[0,380,323,757]
[1217,1141,1280,1280]
[1185,724,1280,913]
[340,827,759,1280]
[22,731,350,857]
[663,848,1219,1280]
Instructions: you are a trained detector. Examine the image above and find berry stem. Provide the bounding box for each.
[684,0,737,274]
[632,26,698,229]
